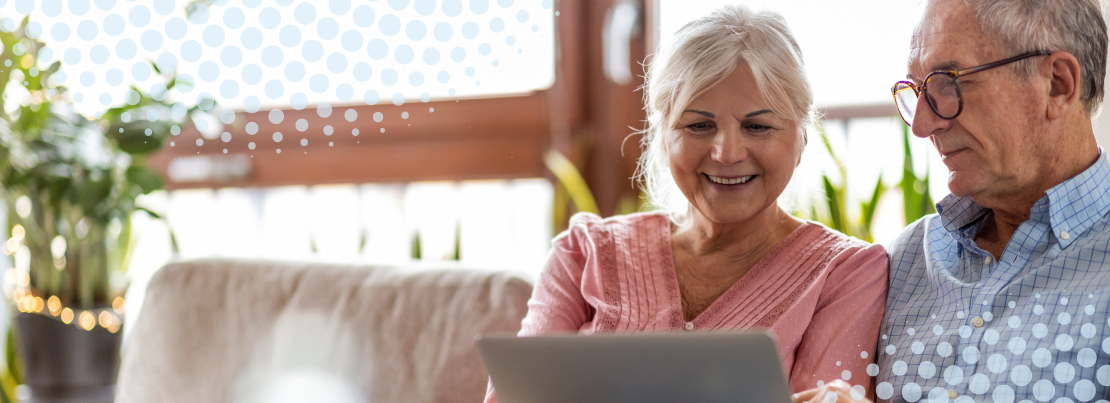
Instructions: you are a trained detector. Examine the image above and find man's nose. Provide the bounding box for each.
[910,93,949,138]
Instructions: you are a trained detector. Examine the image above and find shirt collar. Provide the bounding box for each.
[1044,148,1110,248]
[935,148,1110,247]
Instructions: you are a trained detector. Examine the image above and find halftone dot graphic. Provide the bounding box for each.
[323,125,333,135]
[1054,362,1076,383]
[1032,348,1052,368]
[317,17,339,39]
[1083,323,1097,338]
[1032,380,1055,401]
[901,383,921,402]
[1008,337,1027,355]
[876,382,894,400]
[336,84,354,101]
[1010,365,1032,386]
[967,373,989,394]
[285,62,306,82]
[986,354,1007,374]
[295,3,317,24]
[916,362,934,379]
[891,360,907,376]
[1056,334,1075,351]
[950,368,967,386]
[1033,323,1049,338]
[961,346,979,364]
[273,131,283,142]
[203,25,225,48]
[364,90,380,105]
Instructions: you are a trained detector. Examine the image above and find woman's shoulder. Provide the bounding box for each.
[556,211,672,249]
[786,221,888,270]
[565,211,671,234]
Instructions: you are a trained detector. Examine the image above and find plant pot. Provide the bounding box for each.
[13,312,122,403]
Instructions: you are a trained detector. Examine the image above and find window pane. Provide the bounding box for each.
[658,0,924,107]
[27,0,555,117]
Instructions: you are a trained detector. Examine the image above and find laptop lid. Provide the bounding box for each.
[476,331,794,403]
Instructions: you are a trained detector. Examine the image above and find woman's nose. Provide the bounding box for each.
[711,129,748,165]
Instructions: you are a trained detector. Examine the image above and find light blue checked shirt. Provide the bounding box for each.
[877,150,1110,403]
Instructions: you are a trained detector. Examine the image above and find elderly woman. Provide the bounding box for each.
[486,4,887,401]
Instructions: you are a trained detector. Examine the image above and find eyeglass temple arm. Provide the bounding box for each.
[953,50,1055,78]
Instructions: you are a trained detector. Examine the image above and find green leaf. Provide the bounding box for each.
[135,206,162,219]
[106,120,169,154]
[544,150,599,215]
[126,166,164,194]
[863,173,885,229]
[822,175,844,232]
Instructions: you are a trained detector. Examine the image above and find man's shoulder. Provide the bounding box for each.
[886,213,942,259]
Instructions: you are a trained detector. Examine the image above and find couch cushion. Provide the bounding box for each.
[115,258,532,403]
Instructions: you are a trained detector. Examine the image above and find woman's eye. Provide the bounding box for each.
[745,123,773,133]
[684,122,713,132]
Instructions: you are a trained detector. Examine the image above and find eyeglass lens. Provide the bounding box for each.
[895,74,961,126]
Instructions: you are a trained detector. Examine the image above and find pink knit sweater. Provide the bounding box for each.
[484,212,888,402]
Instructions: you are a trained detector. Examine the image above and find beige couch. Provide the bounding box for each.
[115,259,533,403]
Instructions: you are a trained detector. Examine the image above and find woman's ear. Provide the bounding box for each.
[797,128,808,167]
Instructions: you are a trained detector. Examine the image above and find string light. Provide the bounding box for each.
[79,312,95,331]
[3,230,125,333]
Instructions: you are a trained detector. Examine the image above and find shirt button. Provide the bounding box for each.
[973,316,985,327]
[948,390,957,399]
[685,322,694,331]
[984,256,993,265]
[1061,230,1071,240]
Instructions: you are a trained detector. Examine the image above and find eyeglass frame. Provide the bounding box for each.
[891,50,1055,126]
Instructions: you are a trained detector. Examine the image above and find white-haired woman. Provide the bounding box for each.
[485,5,887,401]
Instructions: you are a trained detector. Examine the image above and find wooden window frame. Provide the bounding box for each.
[151,0,652,217]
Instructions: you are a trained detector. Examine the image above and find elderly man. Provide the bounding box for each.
[794,0,1110,402]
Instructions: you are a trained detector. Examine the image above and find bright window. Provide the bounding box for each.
[24,0,555,117]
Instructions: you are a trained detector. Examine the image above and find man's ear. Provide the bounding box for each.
[1046,51,1083,120]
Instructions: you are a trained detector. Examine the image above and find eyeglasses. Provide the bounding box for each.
[891,50,1053,126]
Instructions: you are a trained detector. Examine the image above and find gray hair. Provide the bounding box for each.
[636,5,813,217]
[919,0,1108,115]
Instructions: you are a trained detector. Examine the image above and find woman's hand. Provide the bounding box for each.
[791,380,874,403]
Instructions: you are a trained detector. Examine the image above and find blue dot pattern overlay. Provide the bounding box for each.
[28,0,555,119]
[877,153,1110,403]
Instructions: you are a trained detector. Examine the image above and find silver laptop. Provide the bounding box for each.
[476,331,794,403]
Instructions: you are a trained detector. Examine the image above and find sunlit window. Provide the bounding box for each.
[23,0,555,118]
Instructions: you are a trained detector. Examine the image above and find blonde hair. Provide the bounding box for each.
[636,4,814,218]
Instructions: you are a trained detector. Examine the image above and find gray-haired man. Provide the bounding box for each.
[795,0,1110,402]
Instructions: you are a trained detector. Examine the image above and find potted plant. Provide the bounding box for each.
[0,17,198,403]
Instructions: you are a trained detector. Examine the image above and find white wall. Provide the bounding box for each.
[1096,109,1110,149]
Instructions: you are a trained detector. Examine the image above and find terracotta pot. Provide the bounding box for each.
[14,312,122,403]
